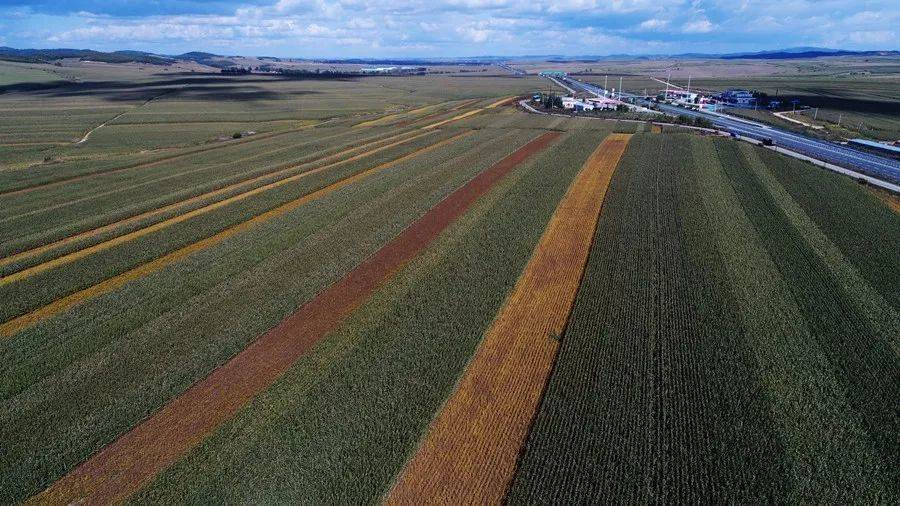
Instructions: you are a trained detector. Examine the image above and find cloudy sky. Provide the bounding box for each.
[0,0,897,57]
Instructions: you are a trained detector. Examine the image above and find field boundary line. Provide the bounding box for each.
[0,129,437,285]
[27,130,557,505]
[386,133,632,504]
[0,127,427,271]
[0,131,470,338]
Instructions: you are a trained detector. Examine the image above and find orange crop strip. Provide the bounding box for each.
[27,131,558,506]
[0,130,435,286]
[0,131,470,338]
[386,133,633,505]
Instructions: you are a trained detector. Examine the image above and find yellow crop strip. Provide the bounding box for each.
[1,126,385,227]
[0,130,434,286]
[0,127,423,271]
[420,109,484,130]
[386,133,632,504]
[0,131,472,338]
[486,96,515,108]
[420,96,514,130]
[353,102,446,128]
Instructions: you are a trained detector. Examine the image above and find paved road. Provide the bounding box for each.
[559,76,900,185]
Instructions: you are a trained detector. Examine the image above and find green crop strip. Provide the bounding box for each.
[509,134,789,503]
[129,130,609,504]
[0,128,518,502]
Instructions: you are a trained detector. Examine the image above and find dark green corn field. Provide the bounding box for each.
[510,133,899,503]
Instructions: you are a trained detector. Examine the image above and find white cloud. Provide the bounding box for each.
[847,30,895,44]
[682,18,714,33]
[639,18,669,31]
[456,25,491,43]
[11,0,900,57]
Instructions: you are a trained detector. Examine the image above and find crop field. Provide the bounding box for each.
[0,67,897,504]
[509,133,899,503]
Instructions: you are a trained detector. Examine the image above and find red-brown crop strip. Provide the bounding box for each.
[28,130,562,505]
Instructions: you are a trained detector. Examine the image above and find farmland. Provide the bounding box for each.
[1,64,898,504]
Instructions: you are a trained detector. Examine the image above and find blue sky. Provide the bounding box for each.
[0,0,897,57]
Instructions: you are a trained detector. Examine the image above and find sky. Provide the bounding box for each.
[0,0,897,58]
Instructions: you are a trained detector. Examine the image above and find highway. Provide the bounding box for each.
[558,75,900,186]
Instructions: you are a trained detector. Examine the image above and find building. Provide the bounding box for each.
[538,71,567,77]
[661,89,698,103]
[848,138,900,161]
[361,66,398,73]
[720,89,756,107]
[585,97,618,110]
[561,97,594,111]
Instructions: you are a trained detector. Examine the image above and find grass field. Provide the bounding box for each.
[0,64,897,503]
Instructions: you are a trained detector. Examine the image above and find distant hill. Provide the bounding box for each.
[721,48,899,60]
[1,46,897,68]
[537,48,899,63]
[0,47,173,65]
[174,51,240,68]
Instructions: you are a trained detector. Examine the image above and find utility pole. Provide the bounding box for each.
[813,108,819,120]
[604,75,608,93]
[687,74,691,94]
[665,69,671,101]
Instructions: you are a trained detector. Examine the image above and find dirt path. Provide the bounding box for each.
[0,131,467,337]
[774,110,824,130]
[74,88,180,145]
[0,128,430,275]
[0,121,326,198]
[386,133,632,504]
[28,130,561,505]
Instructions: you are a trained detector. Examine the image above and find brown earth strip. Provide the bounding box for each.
[386,133,633,505]
[0,127,431,274]
[0,131,468,337]
[868,186,900,213]
[27,130,562,505]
